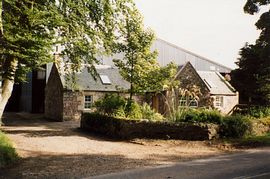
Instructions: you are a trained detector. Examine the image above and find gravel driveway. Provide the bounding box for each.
[0,113,230,178]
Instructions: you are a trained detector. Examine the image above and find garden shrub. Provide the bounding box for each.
[126,101,143,119]
[0,131,18,168]
[235,106,270,118]
[198,109,223,124]
[176,108,222,124]
[140,103,164,121]
[95,95,164,121]
[95,94,126,116]
[220,115,252,138]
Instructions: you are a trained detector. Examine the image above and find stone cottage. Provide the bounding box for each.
[152,62,238,114]
[45,63,130,121]
[175,62,238,114]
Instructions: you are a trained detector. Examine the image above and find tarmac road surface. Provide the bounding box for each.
[90,147,270,179]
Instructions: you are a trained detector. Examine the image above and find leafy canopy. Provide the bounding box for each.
[231,0,270,105]
[0,0,140,81]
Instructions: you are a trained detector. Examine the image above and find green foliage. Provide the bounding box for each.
[234,106,270,118]
[113,8,159,100]
[247,106,270,118]
[147,62,179,92]
[232,1,270,105]
[175,108,223,124]
[259,117,270,126]
[0,131,18,168]
[0,0,145,120]
[95,94,126,117]
[241,132,270,146]
[220,115,252,138]
[126,101,143,119]
[95,94,163,121]
[140,103,164,121]
[0,0,141,81]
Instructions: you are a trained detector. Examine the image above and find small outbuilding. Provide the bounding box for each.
[45,64,130,121]
[175,62,238,114]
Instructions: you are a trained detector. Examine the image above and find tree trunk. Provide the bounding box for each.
[0,59,18,125]
[129,82,133,101]
[0,0,3,37]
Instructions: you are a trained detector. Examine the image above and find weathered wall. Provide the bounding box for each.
[62,91,83,121]
[81,113,220,140]
[62,91,133,121]
[213,94,239,114]
[45,64,63,121]
[176,63,212,107]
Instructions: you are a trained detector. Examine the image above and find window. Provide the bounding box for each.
[189,99,198,108]
[179,96,187,106]
[179,96,198,108]
[99,74,111,85]
[84,95,93,109]
[215,96,223,107]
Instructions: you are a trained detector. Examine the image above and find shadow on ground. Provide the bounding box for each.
[1,113,121,141]
[0,113,225,178]
[0,153,156,179]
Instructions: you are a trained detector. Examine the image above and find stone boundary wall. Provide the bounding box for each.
[80,113,219,140]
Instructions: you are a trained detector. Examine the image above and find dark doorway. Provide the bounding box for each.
[32,69,46,113]
[5,84,22,112]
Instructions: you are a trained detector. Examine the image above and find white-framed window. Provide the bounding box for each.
[99,74,111,85]
[84,95,93,109]
[179,96,187,106]
[189,99,198,108]
[179,96,198,108]
[215,96,223,107]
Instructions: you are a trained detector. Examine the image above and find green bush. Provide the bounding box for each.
[95,95,164,121]
[235,106,270,118]
[175,108,222,124]
[0,131,19,168]
[95,94,126,116]
[126,101,143,119]
[221,115,252,138]
[140,103,164,121]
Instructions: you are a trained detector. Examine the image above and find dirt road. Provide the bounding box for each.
[0,113,231,178]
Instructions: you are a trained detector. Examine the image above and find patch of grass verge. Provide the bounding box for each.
[0,131,19,168]
[239,133,270,147]
[226,132,270,148]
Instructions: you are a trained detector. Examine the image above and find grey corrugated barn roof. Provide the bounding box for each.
[197,71,236,95]
[61,65,130,92]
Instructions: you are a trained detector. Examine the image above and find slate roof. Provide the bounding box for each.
[60,65,130,92]
[197,71,236,95]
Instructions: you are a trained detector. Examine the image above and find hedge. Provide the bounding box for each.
[80,113,219,140]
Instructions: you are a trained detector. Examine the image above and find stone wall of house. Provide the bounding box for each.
[176,63,212,108]
[213,94,239,114]
[62,91,83,121]
[45,64,64,121]
[62,90,145,121]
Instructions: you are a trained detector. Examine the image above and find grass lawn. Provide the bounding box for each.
[0,131,19,168]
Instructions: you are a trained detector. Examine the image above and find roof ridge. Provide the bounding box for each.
[156,38,232,71]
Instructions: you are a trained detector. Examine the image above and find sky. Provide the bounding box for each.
[134,0,264,69]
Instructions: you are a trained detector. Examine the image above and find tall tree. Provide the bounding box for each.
[113,9,159,101]
[0,0,141,124]
[231,0,270,105]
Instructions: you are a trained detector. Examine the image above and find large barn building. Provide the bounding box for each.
[5,39,233,113]
[99,38,231,73]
